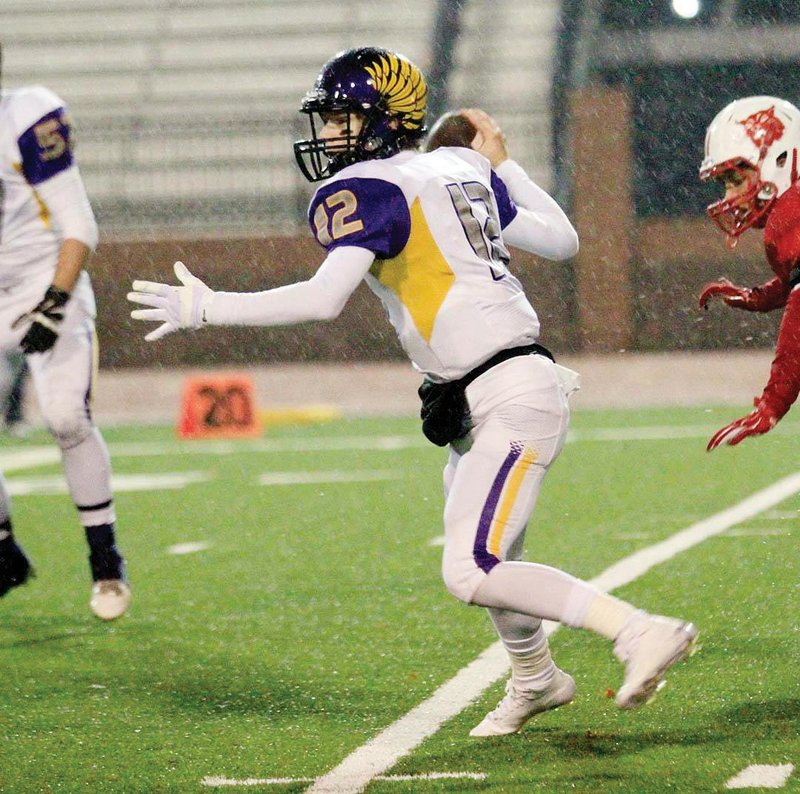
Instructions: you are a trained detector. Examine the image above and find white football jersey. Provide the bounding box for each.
[308,148,541,381]
[0,86,75,291]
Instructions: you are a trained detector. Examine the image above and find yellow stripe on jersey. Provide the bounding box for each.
[487,446,538,557]
[14,161,51,228]
[32,188,51,229]
[369,197,454,342]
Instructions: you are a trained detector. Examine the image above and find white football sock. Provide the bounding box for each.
[581,593,639,641]
[490,611,556,690]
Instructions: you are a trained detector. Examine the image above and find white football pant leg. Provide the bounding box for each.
[441,354,567,602]
[26,278,115,526]
[443,415,551,677]
[441,354,599,624]
[0,472,11,525]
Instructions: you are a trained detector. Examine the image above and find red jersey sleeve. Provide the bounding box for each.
[758,286,800,420]
[764,183,800,285]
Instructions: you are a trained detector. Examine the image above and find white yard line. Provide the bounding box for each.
[109,436,428,457]
[725,764,795,789]
[725,527,792,537]
[567,425,717,442]
[259,470,401,486]
[304,472,800,794]
[0,425,760,476]
[0,447,61,472]
[6,471,209,496]
[0,437,428,475]
[202,772,486,788]
[106,427,715,457]
[167,542,213,555]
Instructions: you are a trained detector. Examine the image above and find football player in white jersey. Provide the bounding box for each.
[128,47,696,733]
[0,80,130,620]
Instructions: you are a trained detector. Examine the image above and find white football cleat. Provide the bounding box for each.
[614,612,697,709]
[470,668,576,737]
[90,579,131,621]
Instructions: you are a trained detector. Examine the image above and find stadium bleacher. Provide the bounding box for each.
[2,0,561,237]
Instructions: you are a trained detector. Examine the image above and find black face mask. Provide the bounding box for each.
[293,102,362,182]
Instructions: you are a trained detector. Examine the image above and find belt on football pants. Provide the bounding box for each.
[458,342,555,390]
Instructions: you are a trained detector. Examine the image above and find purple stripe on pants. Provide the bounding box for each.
[473,445,522,573]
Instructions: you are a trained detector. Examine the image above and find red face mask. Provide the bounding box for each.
[702,159,776,248]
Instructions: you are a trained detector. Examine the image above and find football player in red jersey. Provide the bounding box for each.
[698,96,800,450]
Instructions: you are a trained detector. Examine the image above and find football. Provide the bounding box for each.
[424,110,477,152]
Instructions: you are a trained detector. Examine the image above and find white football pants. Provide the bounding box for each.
[441,352,570,600]
[0,272,115,526]
[441,353,596,630]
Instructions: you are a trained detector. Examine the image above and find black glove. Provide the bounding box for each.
[12,286,71,353]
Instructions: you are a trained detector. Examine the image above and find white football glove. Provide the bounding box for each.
[127,261,213,341]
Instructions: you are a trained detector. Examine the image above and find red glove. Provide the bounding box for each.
[706,399,780,451]
[699,276,789,312]
[699,278,751,310]
[708,287,800,451]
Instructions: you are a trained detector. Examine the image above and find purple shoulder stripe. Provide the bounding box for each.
[490,170,518,229]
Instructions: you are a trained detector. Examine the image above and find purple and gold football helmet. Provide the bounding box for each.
[294,46,428,182]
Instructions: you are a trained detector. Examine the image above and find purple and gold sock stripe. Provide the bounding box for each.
[473,442,538,573]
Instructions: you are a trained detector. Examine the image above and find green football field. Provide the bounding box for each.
[1,406,798,793]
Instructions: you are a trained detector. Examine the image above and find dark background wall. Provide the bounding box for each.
[94,237,578,368]
[93,218,777,369]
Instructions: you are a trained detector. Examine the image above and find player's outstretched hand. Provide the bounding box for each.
[698,278,752,310]
[461,108,508,168]
[127,261,212,341]
[706,401,779,451]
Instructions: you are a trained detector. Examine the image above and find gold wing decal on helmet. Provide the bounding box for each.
[365,53,427,130]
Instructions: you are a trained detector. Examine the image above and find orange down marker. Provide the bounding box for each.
[178,374,262,439]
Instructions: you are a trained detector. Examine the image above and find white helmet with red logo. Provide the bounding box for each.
[700,95,800,242]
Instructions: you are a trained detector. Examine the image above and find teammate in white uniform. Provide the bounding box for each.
[128,47,697,733]
[0,82,130,620]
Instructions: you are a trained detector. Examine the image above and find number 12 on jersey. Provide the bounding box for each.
[313,189,364,246]
[447,181,510,281]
